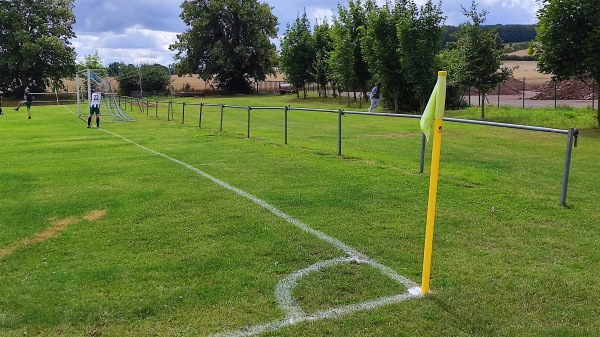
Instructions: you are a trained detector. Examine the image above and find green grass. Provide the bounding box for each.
[0,95,599,336]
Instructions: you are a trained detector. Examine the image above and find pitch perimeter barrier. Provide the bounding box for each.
[120,96,578,206]
[29,92,78,105]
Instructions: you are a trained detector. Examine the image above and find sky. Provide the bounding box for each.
[72,0,541,67]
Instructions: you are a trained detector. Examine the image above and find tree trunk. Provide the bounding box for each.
[393,84,399,113]
[479,88,485,119]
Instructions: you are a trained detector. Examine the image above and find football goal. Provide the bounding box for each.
[75,69,135,122]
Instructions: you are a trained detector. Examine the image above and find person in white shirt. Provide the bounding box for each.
[88,86,103,128]
[368,83,381,112]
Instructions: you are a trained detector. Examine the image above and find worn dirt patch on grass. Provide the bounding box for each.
[29,216,79,243]
[0,210,107,261]
[83,209,107,221]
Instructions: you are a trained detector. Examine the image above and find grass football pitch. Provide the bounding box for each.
[0,95,599,336]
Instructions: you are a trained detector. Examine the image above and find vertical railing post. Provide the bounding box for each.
[168,100,172,121]
[220,104,224,132]
[182,102,186,124]
[284,106,289,145]
[155,100,158,117]
[560,128,577,206]
[247,106,251,138]
[338,109,343,156]
[146,98,149,116]
[199,103,203,127]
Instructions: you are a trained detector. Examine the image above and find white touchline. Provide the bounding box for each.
[63,107,422,336]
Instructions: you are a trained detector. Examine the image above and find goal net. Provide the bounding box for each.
[75,69,135,122]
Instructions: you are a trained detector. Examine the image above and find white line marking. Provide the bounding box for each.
[62,106,421,336]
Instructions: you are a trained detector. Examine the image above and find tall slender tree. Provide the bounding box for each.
[331,1,373,102]
[398,0,445,110]
[361,0,405,111]
[280,11,315,98]
[313,20,334,99]
[346,0,373,100]
[447,1,512,118]
[329,10,356,104]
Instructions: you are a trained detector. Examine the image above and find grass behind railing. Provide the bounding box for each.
[0,96,599,336]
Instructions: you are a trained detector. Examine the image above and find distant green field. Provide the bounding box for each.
[0,95,598,337]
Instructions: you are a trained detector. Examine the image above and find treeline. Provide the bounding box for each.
[443,24,536,45]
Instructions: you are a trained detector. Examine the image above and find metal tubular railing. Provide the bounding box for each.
[120,96,579,206]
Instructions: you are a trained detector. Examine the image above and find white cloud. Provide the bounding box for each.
[307,7,334,23]
[71,0,540,66]
[74,26,177,66]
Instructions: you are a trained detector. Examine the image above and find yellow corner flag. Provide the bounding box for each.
[420,71,447,296]
[420,72,447,141]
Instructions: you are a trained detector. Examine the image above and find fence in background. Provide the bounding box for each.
[465,77,597,109]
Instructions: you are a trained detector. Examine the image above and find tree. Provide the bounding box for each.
[313,20,334,99]
[398,0,445,110]
[107,62,126,77]
[534,0,600,128]
[361,0,405,112]
[116,64,170,96]
[334,0,372,101]
[77,51,104,71]
[280,11,315,98]
[447,1,512,118]
[329,10,357,105]
[0,0,77,95]
[345,0,372,100]
[170,0,278,94]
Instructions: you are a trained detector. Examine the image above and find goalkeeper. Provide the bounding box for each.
[88,86,103,128]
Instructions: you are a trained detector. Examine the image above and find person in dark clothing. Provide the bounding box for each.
[368,83,381,112]
[14,87,34,119]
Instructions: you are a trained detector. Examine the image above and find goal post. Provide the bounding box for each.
[75,69,135,122]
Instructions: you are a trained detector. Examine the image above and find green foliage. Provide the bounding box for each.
[329,0,373,100]
[116,64,170,95]
[77,51,104,71]
[329,10,357,98]
[443,24,537,46]
[503,54,536,61]
[504,41,530,53]
[280,11,315,98]
[361,0,405,111]
[170,0,278,94]
[534,0,600,127]
[107,62,125,77]
[346,0,372,96]
[0,0,77,95]
[398,0,445,110]
[444,1,512,118]
[361,0,444,112]
[312,21,334,98]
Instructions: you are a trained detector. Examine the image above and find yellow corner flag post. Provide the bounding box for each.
[420,71,447,296]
